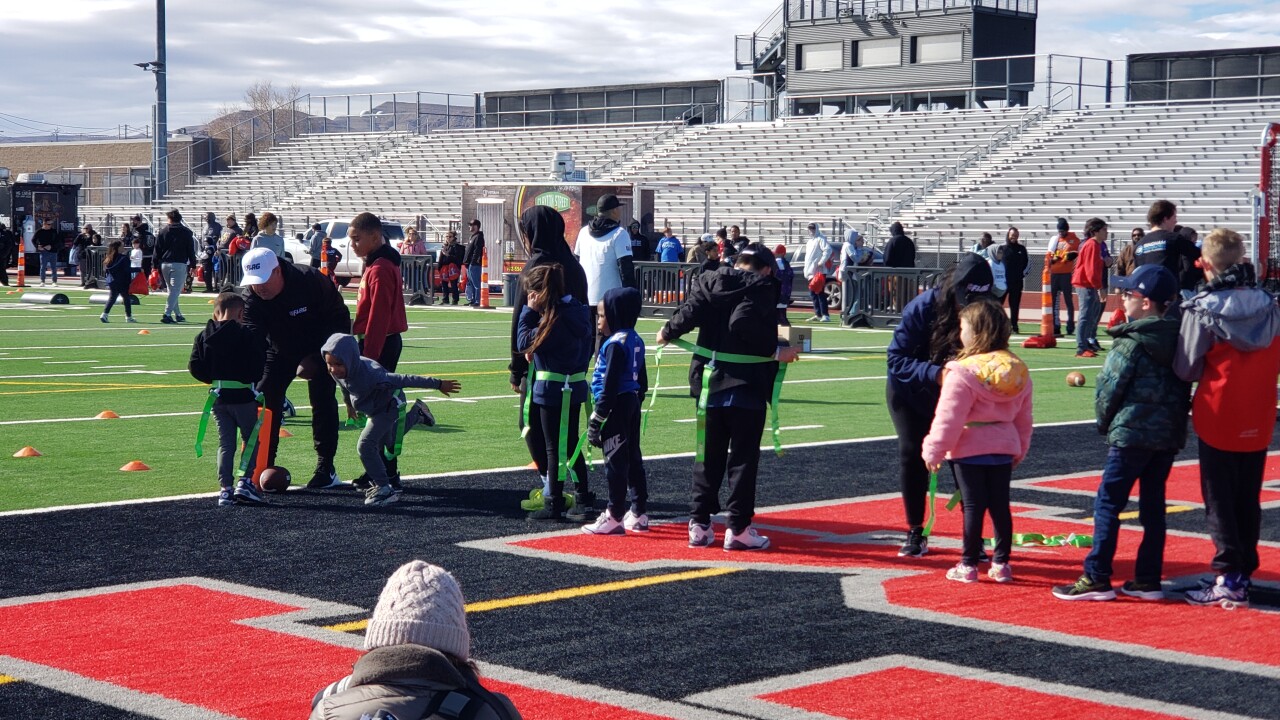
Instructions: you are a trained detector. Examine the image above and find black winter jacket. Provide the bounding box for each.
[188,319,268,404]
[242,262,351,364]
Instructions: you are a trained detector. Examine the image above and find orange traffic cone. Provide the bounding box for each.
[137,329,150,335]
[1022,253,1058,349]
[16,261,25,288]
[120,460,151,471]
[13,446,42,457]
[95,410,121,419]
[278,428,293,438]
[480,249,491,309]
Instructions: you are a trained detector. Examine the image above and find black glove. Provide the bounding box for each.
[587,412,606,448]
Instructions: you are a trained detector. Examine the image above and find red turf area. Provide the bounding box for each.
[1025,454,1280,506]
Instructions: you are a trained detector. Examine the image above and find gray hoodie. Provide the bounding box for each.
[1174,287,1280,381]
[321,333,440,414]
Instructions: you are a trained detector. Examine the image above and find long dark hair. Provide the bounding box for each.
[103,240,124,269]
[928,265,965,365]
[520,263,566,355]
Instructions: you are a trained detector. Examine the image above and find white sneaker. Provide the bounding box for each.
[688,520,715,548]
[807,314,822,322]
[623,510,650,532]
[582,512,625,535]
[724,525,770,551]
[818,316,832,323]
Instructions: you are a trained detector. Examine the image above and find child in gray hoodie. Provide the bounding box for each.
[321,333,461,506]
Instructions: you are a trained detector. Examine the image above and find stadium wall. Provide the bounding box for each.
[786,14,974,94]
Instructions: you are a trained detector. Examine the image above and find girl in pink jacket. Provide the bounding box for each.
[923,298,1033,584]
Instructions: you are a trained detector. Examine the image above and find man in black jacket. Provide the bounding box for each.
[240,247,352,489]
[201,212,222,292]
[462,219,485,307]
[659,243,799,552]
[154,209,197,323]
[1001,227,1030,334]
[1135,200,1199,301]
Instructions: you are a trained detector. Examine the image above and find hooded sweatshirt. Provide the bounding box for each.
[1174,264,1280,452]
[591,287,648,418]
[1095,315,1190,451]
[516,297,592,406]
[188,318,268,405]
[508,206,589,386]
[353,241,408,362]
[574,214,633,305]
[321,334,440,415]
[921,349,1034,468]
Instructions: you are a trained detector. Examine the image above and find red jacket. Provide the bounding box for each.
[1071,237,1103,290]
[353,246,408,361]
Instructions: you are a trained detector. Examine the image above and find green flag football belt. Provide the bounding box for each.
[194,381,269,477]
[644,337,787,462]
[521,370,590,485]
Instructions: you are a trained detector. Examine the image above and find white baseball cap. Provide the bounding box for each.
[240,247,279,286]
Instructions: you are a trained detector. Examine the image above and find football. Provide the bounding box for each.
[260,466,292,493]
[1066,371,1086,387]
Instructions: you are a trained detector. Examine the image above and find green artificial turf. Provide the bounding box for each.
[0,288,1105,511]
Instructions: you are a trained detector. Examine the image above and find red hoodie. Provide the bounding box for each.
[353,245,408,361]
[1071,237,1103,290]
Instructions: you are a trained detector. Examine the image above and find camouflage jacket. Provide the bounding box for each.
[1095,315,1192,451]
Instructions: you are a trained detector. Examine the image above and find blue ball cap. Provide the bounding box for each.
[1112,264,1177,305]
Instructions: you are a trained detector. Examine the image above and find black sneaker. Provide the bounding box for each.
[389,474,403,499]
[160,315,175,324]
[1066,323,1076,336]
[898,527,928,558]
[175,314,186,323]
[306,463,347,489]
[1120,580,1164,601]
[351,473,374,491]
[1052,574,1116,601]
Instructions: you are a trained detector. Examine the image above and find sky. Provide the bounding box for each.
[0,0,1277,138]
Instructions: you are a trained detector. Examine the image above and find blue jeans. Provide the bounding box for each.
[1074,287,1101,351]
[39,252,58,283]
[465,264,482,306]
[809,288,828,318]
[1083,446,1174,583]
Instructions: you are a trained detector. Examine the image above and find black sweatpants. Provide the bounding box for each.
[1198,440,1266,577]
[1005,279,1024,328]
[601,392,647,520]
[886,383,933,529]
[259,351,339,468]
[954,461,1013,566]
[691,404,766,533]
[524,399,589,500]
[359,333,403,373]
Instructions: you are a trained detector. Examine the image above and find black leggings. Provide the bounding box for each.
[886,383,933,529]
[524,399,589,500]
[954,461,1013,566]
[1005,280,1024,327]
[103,285,132,318]
[601,392,647,520]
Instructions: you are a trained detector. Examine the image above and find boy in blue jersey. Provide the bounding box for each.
[582,287,651,534]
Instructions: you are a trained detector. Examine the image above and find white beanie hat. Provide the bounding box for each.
[364,561,471,660]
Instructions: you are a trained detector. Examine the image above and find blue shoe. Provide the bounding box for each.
[217,488,234,507]
[1185,574,1249,609]
[232,478,267,505]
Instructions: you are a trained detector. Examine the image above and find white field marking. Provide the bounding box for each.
[0,357,52,361]
[0,406,317,427]
[90,365,147,370]
[778,425,824,431]
[43,360,101,365]
[0,343,191,350]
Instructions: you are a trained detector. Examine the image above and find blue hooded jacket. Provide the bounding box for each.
[517,297,591,406]
[591,287,648,417]
[321,333,440,415]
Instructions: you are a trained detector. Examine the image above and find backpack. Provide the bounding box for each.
[313,676,518,720]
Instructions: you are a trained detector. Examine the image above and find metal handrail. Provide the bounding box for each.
[1050,85,1074,111]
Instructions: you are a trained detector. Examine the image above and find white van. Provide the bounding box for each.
[283,219,405,287]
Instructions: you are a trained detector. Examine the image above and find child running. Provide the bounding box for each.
[99,240,136,323]
[320,333,460,506]
[922,298,1033,583]
[518,263,593,522]
[582,287,650,535]
[188,293,268,506]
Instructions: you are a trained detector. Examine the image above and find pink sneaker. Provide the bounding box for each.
[988,563,1013,583]
[946,562,978,583]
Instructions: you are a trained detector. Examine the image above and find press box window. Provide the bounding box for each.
[799,42,843,71]
[912,33,962,65]
[855,38,900,68]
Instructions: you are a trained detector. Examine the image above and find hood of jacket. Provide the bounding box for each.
[602,286,641,333]
[1108,314,1181,366]
[321,333,384,398]
[588,214,620,239]
[1184,287,1280,352]
[350,645,473,689]
[521,205,575,269]
[948,350,1030,401]
[366,241,402,268]
[688,266,773,310]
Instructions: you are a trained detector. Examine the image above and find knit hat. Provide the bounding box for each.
[364,561,471,659]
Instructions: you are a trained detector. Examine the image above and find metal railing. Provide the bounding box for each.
[785,0,1037,23]
[633,261,704,316]
[590,104,714,179]
[841,267,946,326]
[734,4,785,69]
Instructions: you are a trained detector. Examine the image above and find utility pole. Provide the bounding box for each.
[155,0,168,200]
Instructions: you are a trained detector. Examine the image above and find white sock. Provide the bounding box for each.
[541,475,550,497]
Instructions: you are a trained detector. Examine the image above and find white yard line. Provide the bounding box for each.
[43,360,100,365]
[0,357,52,361]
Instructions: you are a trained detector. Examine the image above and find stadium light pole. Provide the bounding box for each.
[135,0,167,201]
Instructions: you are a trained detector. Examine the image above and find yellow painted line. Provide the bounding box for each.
[0,674,18,685]
[323,567,741,633]
[1117,504,1197,521]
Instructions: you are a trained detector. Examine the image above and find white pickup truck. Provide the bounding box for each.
[283,219,405,287]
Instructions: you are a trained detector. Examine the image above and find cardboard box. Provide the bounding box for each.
[780,326,813,353]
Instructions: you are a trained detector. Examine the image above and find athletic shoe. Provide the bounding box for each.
[1011,324,1021,335]
[946,563,978,583]
[1051,574,1116,601]
[807,314,822,322]
[232,478,267,505]
[581,513,625,535]
[217,488,234,507]
[160,315,175,324]
[100,314,108,323]
[389,474,403,499]
[688,520,715,548]
[898,528,928,558]
[1120,580,1164,600]
[1075,350,1097,358]
[1185,575,1249,609]
[566,498,590,520]
[724,525,770,551]
[126,317,138,323]
[282,398,297,418]
[306,463,346,489]
[988,563,1013,583]
[819,316,832,323]
[351,473,374,491]
[411,398,435,428]
[364,484,398,506]
[175,314,186,323]
[623,510,650,532]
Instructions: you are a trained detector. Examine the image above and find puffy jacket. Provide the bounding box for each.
[1095,315,1191,450]
[922,350,1033,468]
[1175,283,1280,452]
[310,645,520,720]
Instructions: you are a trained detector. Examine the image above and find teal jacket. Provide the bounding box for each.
[1095,315,1192,451]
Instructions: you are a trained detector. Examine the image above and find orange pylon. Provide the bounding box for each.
[95,410,121,419]
[120,460,151,471]
[137,329,150,335]
[480,249,491,309]
[13,446,42,457]
[1023,253,1057,349]
[16,260,25,288]
[278,428,293,438]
